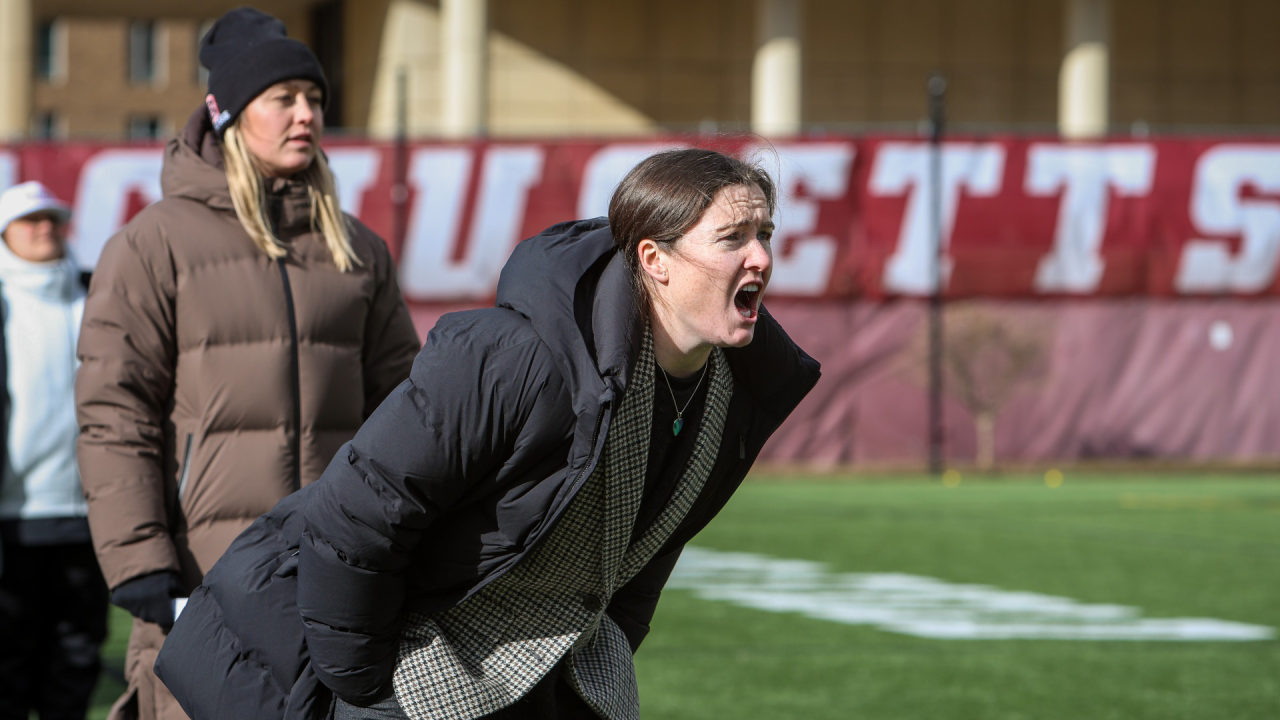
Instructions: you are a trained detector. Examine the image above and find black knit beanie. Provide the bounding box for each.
[199,7,329,138]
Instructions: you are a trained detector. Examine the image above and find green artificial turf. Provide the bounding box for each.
[634,474,1280,719]
[87,607,131,720]
[89,473,1280,719]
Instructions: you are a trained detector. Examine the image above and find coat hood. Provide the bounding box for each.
[496,217,634,407]
[162,107,235,211]
[496,218,820,422]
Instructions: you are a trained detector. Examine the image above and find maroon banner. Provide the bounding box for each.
[4,136,1280,299]
[761,298,1280,468]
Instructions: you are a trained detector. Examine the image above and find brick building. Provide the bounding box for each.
[0,0,1277,141]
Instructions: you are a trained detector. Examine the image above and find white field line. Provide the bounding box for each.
[667,547,1275,642]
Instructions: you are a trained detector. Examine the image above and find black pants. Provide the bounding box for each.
[334,660,601,720]
[0,540,109,720]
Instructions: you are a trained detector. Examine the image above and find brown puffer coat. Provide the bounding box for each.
[75,110,420,720]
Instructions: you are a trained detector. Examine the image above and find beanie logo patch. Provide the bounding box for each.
[205,94,231,131]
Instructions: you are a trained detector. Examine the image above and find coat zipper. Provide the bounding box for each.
[277,260,303,491]
[451,399,610,605]
[177,433,194,502]
[570,405,607,493]
[537,400,607,542]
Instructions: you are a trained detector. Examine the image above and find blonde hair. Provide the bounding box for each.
[221,123,360,272]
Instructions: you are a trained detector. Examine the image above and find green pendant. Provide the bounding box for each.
[672,417,684,436]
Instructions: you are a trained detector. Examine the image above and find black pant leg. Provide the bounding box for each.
[32,543,109,720]
[544,674,602,720]
[0,540,37,720]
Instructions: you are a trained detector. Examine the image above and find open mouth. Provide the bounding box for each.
[734,283,762,319]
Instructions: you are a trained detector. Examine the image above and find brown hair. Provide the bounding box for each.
[608,148,775,304]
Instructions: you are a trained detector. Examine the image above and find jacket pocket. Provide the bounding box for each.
[176,433,195,504]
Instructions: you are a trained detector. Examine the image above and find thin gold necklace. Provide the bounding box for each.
[659,358,709,437]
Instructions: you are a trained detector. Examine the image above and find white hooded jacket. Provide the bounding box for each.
[0,238,86,521]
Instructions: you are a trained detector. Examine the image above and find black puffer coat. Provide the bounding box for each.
[155,218,820,720]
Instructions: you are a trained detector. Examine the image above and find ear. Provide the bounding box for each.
[637,238,668,285]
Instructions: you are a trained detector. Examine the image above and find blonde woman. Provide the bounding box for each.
[75,9,420,720]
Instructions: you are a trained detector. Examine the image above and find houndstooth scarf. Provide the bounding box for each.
[392,329,734,720]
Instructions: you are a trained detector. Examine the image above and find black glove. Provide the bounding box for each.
[111,571,184,632]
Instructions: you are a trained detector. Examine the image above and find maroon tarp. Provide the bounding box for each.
[761,299,1280,468]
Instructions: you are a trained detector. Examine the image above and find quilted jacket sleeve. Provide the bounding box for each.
[297,309,569,705]
[75,225,180,590]
[353,219,420,417]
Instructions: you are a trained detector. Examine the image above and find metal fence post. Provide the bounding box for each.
[928,73,947,476]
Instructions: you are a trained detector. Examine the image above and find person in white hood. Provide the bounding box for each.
[0,180,107,720]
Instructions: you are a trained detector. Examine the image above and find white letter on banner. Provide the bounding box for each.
[1029,144,1155,293]
[1176,146,1280,293]
[398,148,471,299]
[326,148,381,215]
[72,150,164,269]
[872,143,1005,295]
[577,142,688,220]
[398,146,544,300]
[0,151,15,190]
[745,142,853,295]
